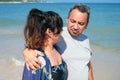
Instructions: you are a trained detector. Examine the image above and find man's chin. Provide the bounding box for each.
[70,33,79,37]
[68,31,79,37]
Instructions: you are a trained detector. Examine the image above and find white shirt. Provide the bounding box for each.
[56,27,92,80]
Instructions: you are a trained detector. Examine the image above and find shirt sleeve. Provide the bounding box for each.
[22,64,43,80]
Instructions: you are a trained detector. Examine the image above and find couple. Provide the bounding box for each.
[23,3,94,80]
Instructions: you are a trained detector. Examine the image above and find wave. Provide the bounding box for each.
[0,2,22,4]
[12,57,24,66]
[0,29,16,34]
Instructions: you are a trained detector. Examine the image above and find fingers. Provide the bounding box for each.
[29,62,37,70]
[31,57,41,69]
[26,63,30,71]
[23,48,44,70]
[26,57,40,70]
[35,50,44,56]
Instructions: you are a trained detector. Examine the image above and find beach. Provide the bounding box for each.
[91,45,120,80]
[0,58,23,80]
[0,45,120,80]
[0,3,120,80]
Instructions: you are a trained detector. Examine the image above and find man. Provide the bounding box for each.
[23,3,94,80]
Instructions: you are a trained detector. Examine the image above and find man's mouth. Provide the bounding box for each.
[72,30,78,34]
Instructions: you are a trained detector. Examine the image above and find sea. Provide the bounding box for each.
[0,2,120,80]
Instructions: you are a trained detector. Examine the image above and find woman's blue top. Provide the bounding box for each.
[22,49,67,80]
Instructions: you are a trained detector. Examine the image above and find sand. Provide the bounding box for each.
[91,46,120,80]
[0,46,120,80]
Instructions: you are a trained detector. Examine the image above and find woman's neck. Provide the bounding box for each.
[43,41,54,54]
[44,45,54,51]
[43,42,62,66]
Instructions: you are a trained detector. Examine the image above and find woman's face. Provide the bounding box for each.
[52,28,63,44]
[46,28,63,45]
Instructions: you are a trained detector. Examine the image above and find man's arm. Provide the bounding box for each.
[88,61,94,80]
[23,48,44,70]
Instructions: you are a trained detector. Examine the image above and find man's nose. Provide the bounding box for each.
[74,23,79,29]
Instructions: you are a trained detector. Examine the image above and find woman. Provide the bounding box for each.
[22,8,67,80]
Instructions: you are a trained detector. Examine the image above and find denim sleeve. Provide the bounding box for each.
[22,64,43,80]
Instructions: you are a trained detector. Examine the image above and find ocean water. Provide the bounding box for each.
[0,3,120,80]
[87,3,120,53]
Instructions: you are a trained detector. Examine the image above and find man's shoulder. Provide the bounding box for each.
[79,34,91,50]
[79,34,88,41]
[63,27,67,31]
[63,26,67,29]
[62,27,69,37]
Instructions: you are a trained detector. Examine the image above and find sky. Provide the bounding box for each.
[46,0,120,3]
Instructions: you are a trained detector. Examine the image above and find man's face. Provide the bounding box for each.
[67,9,88,37]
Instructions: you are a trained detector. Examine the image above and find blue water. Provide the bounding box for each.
[87,3,120,52]
[0,3,120,58]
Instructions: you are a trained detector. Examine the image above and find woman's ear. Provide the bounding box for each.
[46,28,53,38]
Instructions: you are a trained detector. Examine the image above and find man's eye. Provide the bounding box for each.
[70,19,76,23]
[78,22,85,25]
